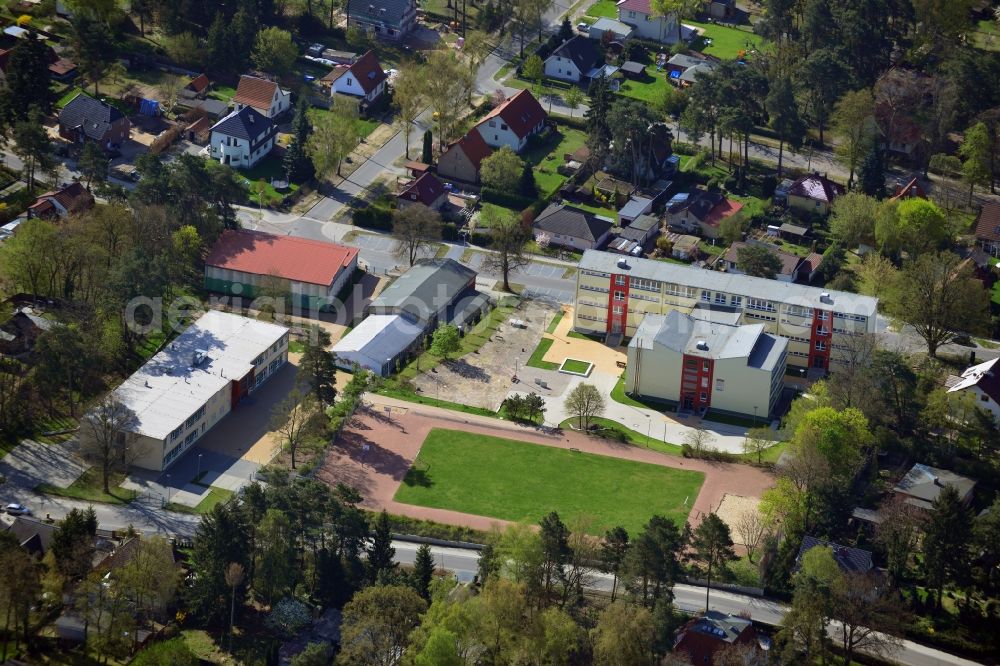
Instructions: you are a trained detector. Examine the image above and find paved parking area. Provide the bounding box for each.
[352,234,397,252]
[522,285,575,303]
[0,438,86,491]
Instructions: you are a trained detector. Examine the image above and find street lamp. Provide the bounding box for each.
[165,474,172,504]
[646,414,651,441]
[197,454,203,482]
[753,406,758,427]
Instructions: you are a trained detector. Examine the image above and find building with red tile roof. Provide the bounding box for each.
[187,73,210,94]
[322,50,388,104]
[616,0,683,43]
[890,176,927,201]
[205,230,359,310]
[787,172,844,216]
[397,172,447,210]
[234,75,291,119]
[27,182,95,220]
[437,131,494,183]
[475,90,547,153]
[974,201,1000,258]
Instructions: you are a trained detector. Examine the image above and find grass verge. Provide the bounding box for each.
[37,468,137,505]
[560,358,592,374]
[561,416,684,456]
[395,427,704,533]
[526,338,559,370]
[546,309,564,334]
[165,487,235,515]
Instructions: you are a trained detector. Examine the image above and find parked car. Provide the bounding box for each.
[4,503,30,516]
[577,22,589,32]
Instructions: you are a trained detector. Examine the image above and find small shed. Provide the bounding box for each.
[620,61,646,79]
[779,222,809,241]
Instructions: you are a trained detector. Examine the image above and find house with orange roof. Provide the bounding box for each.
[233,74,291,119]
[437,131,493,183]
[890,176,927,201]
[27,182,95,220]
[204,229,359,311]
[320,50,388,106]
[475,90,547,153]
[666,190,743,239]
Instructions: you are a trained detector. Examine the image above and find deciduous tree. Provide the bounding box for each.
[79,395,140,494]
[591,602,655,664]
[393,64,427,160]
[270,389,322,469]
[340,585,427,664]
[392,203,442,266]
[959,121,992,204]
[480,206,529,292]
[307,101,358,178]
[431,324,461,359]
[251,27,298,76]
[736,244,783,279]
[480,145,526,193]
[832,88,876,187]
[564,383,604,429]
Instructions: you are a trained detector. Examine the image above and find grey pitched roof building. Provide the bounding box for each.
[368,259,478,326]
[533,203,614,244]
[795,536,873,575]
[548,36,601,73]
[210,106,276,153]
[347,0,416,35]
[893,463,976,510]
[58,94,126,141]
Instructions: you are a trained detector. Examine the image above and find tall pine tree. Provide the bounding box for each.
[0,31,55,122]
[858,142,885,198]
[285,98,316,183]
[366,510,397,583]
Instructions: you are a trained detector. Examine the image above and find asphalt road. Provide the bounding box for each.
[394,541,984,666]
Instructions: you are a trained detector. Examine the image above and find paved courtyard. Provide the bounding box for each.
[411,301,562,411]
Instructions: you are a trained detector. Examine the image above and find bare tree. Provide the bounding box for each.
[225,563,245,655]
[826,333,881,412]
[78,396,140,494]
[559,515,599,607]
[683,427,715,454]
[874,497,922,587]
[391,204,442,267]
[734,509,768,563]
[831,573,904,666]
[564,383,605,429]
[270,389,321,469]
[741,427,775,465]
[480,206,530,292]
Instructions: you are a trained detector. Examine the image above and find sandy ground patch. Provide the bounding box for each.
[542,307,627,376]
[714,493,762,545]
[411,301,558,411]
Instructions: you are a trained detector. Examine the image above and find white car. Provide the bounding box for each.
[4,503,30,516]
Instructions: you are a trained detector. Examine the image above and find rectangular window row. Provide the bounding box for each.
[747,298,776,312]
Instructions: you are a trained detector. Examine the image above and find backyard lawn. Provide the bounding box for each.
[619,64,670,104]
[395,428,705,533]
[687,20,766,60]
[522,125,588,198]
[586,0,618,18]
[236,157,301,207]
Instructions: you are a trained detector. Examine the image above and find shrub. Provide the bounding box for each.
[671,142,699,156]
[353,205,392,230]
[441,222,459,241]
[928,153,962,178]
[481,187,534,210]
[470,231,493,247]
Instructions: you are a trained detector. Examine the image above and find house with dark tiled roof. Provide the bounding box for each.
[475,90,547,153]
[27,182,94,220]
[532,203,614,251]
[58,93,130,148]
[893,463,977,511]
[974,201,1000,257]
[787,172,844,216]
[346,0,417,40]
[0,307,55,356]
[208,106,277,170]
[437,131,493,184]
[4,517,57,557]
[397,172,447,210]
[233,74,291,119]
[543,35,602,82]
[673,611,763,666]
[795,536,873,575]
[321,50,387,104]
[617,0,682,43]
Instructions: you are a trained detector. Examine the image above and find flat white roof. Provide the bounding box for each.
[332,314,422,374]
[112,310,288,440]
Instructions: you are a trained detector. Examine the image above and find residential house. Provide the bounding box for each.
[0,308,54,356]
[58,93,130,149]
[183,73,211,99]
[26,182,94,220]
[890,176,927,201]
[4,517,56,557]
[722,241,821,283]
[787,173,844,216]
[544,35,602,82]
[795,536,873,575]
[437,131,493,184]
[321,50,388,105]
[397,172,447,211]
[703,0,736,19]
[625,310,787,416]
[617,0,681,43]
[946,357,1000,423]
[974,201,1000,257]
[893,463,976,511]
[175,97,230,120]
[586,17,634,42]
[204,229,359,311]
[208,106,277,170]
[233,75,291,119]
[0,37,76,85]
[666,190,743,238]
[475,90,547,153]
[533,203,614,251]
[573,250,878,372]
[673,611,763,666]
[346,0,417,40]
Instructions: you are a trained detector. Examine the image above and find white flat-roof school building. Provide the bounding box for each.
[112,310,289,471]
